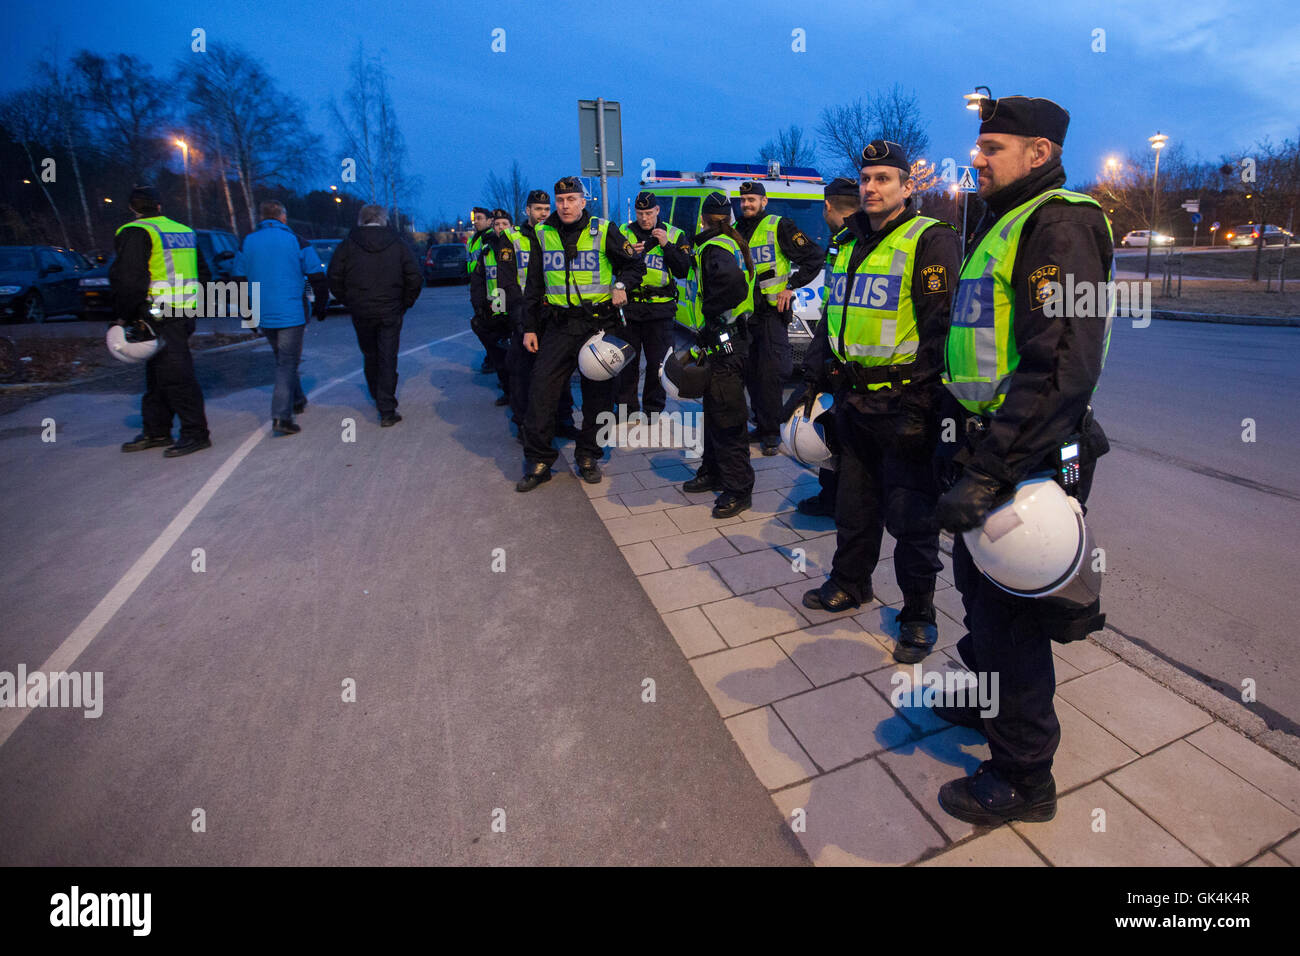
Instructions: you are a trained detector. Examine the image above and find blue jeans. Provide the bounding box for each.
[262,324,306,421]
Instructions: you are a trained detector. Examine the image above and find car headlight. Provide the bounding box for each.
[79,277,110,287]
[0,285,22,295]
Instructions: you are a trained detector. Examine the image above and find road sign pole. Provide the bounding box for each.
[596,97,610,220]
[961,191,969,250]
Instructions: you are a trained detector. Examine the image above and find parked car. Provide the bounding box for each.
[424,243,469,285]
[0,245,95,322]
[1224,223,1294,247]
[1119,229,1175,248]
[196,228,239,280]
[78,253,114,317]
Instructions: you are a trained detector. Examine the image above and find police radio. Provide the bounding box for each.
[1056,437,1082,495]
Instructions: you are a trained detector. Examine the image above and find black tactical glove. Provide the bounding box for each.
[933,468,1007,533]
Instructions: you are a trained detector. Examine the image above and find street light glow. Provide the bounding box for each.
[1148,132,1168,151]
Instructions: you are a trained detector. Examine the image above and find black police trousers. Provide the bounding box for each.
[829,397,941,606]
[743,304,793,438]
[700,343,755,497]
[142,316,209,443]
[614,302,675,415]
[506,326,573,431]
[523,318,614,467]
[351,311,404,417]
[470,311,511,395]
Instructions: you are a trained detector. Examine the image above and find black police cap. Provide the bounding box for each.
[492,208,511,221]
[554,176,584,196]
[526,190,550,205]
[702,191,732,215]
[859,140,910,173]
[472,206,491,217]
[978,95,1070,146]
[130,185,161,204]
[824,177,858,199]
[635,191,657,210]
[738,181,766,197]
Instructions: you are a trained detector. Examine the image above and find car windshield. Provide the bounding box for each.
[0,249,35,271]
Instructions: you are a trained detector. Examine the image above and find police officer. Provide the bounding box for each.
[733,180,824,454]
[616,191,692,418]
[516,176,645,491]
[801,142,960,667]
[112,185,212,458]
[795,176,859,517]
[679,192,756,518]
[505,190,578,443]
[932,96,1113,826]
[469,208,517,405]
[466,206,493,373]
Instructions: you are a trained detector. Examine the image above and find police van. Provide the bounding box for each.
[639,161,829,369]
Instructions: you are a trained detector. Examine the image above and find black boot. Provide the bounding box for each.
[711,492,751,519]
[938,761,1057,826]
[121,433,172,453]
[682,468,722,493]
[802,579,866,612]
[516,461,552,492]
[575,458,602,484]
[893,591,938,663]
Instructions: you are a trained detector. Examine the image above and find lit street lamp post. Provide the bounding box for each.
[1144,132,1168,280]
[175,139,192,225]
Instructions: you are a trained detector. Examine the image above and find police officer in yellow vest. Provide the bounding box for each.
[932,95,1113,826]
[679,191,757,518]
[111,185,212,458]
[504,190,578,443]
[733,180,825,454]
[469,208,518,405]
[800,143,960,667]
[467,206,494,373]
[517,176,645,491]
[615,191,692,418]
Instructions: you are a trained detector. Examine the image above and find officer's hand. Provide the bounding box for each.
[775,289,795,311]
[933,469,1005,533]
[611,288,628,307]
[632,242,645,254]
[651,227,668,246]
[523,332,539,353]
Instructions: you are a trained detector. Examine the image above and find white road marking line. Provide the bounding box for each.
[0,329,470,750]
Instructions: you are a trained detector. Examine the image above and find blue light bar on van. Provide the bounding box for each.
[703,162,824,182]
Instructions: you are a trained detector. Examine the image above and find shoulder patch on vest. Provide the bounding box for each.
[1028,264,1061,311]
[920,264,947,294]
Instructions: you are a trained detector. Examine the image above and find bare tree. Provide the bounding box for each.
[817,85,931,177]
[181,44,322,231]
[72,51,169,181]
[484,160,529,223]
[0,89,71,247]
[330,48,416,229]
[758,125,816,168]
[36,54,94,247]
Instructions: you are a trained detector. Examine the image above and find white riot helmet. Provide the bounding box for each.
[660,347,710,402]
[578,331,634,381]
[962,477,1101,609]
[780,391,835,466]
[106,320,164,363]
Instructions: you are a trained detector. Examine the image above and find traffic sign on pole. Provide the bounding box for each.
[956,166,978,193]
[1189,212,1201,225]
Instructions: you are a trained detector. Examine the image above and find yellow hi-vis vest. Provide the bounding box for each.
[535,217,615,307]
[115,216,200,313]
[747,214,791,305]
[467,230,487,275]
[825,215,946,390]
[509,226,533,290]
[690,234,754,331]
[944,189,1114,415]
[619,221,685,303]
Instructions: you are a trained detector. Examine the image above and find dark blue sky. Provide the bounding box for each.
[5,0,1298,225]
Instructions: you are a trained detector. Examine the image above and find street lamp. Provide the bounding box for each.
[963,87,991,112]
[175,138,192,225]
[1144,132,1168,280]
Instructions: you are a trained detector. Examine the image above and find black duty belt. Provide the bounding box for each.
[836,360,915,391]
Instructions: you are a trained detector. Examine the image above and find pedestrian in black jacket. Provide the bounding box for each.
[327,205,423,426]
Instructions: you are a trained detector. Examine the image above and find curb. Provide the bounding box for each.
[1152,310,1300,327]
[0,335,265,391]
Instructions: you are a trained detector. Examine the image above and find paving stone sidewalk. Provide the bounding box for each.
[561,404,1300,867]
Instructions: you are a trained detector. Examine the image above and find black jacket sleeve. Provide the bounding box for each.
[662,231,693,279]
[523,231,544,335]
[109,225,153,321]
[777,217,826,290]
[604,225,647,290]
[905,223,962,405]
[966,202,1113,484]
[326,239,351,306]
[699,245,749,324]
[400,243,422,311]
[469,241,489,317]
[494,239,522,318]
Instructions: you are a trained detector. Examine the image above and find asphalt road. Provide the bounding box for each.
[0,287,807,865]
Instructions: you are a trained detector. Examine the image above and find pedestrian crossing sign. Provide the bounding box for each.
[956,166,978,193]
